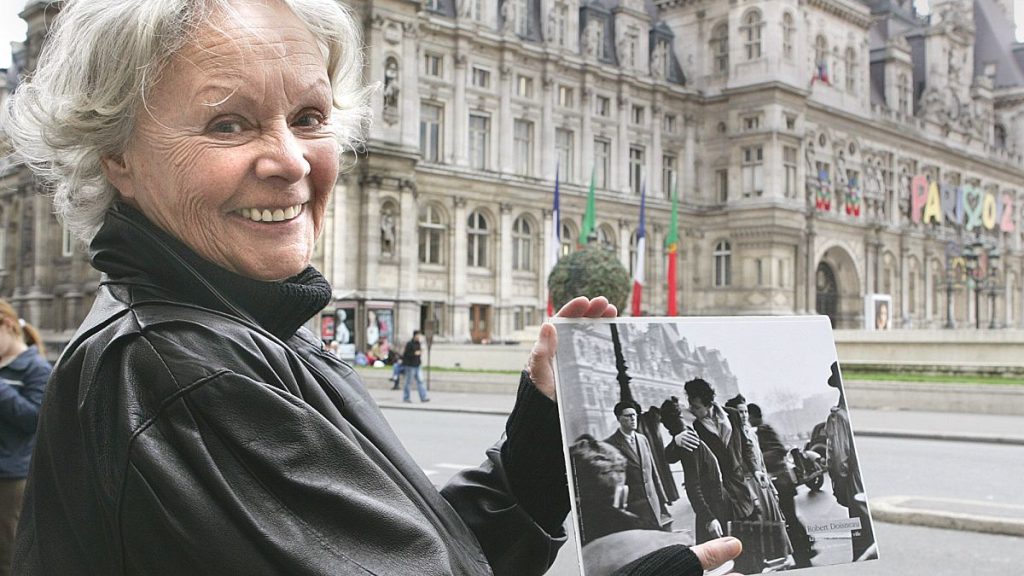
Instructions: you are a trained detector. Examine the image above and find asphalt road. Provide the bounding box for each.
[382,407,1024,575]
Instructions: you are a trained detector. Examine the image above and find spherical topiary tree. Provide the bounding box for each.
[548,244,631,312]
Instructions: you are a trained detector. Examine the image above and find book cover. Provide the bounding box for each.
[553,316,878,575]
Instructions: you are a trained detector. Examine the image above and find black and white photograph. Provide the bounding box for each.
[554,316,878,575]
[864,295,892,331]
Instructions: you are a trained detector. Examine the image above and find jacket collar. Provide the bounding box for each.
[89,202,332,340]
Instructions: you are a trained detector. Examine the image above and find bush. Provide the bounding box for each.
[548,244,631,312]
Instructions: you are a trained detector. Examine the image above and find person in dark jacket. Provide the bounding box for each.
[748,403,815,568]
[660,397,729,545]
[401,330,428,402]
[1,1,742,575]
[0,300,51,576]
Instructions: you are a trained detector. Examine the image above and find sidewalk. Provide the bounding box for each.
[359,367,1024,538]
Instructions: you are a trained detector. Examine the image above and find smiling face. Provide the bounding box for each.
[102,0,338,281]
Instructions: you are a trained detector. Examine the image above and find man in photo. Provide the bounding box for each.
[683,378,764,524]
[603,401,669,531]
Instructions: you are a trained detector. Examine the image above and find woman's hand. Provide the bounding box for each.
[526,296,617,401]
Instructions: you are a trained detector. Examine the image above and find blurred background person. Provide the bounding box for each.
[604,400,670,531]
[0,301,51,576]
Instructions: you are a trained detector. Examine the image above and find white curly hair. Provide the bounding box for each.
[1,0,371,242]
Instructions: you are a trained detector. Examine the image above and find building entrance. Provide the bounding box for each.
[815,262,838,327]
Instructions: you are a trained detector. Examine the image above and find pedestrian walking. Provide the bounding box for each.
[401,330,428,403]
[0,300,51,576]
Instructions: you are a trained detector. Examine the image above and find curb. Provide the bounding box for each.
[870,496,1024,538]
[856,428,1024,446]
[375,400,510,417]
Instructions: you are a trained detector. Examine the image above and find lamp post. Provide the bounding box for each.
[960,239,986,330]
[943,242,962,329]
[987,250,1001,329]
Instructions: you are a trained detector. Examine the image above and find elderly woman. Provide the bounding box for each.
[3,1,740,574]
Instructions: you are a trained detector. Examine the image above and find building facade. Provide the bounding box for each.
[3,0,1024,352]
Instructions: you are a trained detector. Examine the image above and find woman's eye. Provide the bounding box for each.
[209,119,244,134]
[293,110,327,129]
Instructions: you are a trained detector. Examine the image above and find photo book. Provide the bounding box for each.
[552,316,879,575]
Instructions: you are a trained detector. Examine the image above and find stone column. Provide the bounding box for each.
[616,92,630,193]
[499,62,514,174]
[398,180,420,339]
[684,114,697,202]
[453,53,468,166]
[497,203,514,337]
[452,196,470,340]
[541,207,554,312]
[541,72,555,180]
[401,22,420,149]
[360,176,382,296]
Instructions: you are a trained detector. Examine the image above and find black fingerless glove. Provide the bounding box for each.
[611,544,703,576]
[501,370,569,534]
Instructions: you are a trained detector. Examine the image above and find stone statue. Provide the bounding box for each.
[651,42,666,79]
[382,57,400,124]
[500,0,514,35]
[380,208,397,256]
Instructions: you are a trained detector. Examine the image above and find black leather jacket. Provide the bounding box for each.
[14,206,564,575]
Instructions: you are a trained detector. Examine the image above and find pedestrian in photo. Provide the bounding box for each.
[603,400,671,531]
[0,301,51,576]
[569,434,646,545]
[748,402,816,568]
[401,330,428,403]
[825,361,877,561]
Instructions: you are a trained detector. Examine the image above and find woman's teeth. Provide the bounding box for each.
[238,204,304,222]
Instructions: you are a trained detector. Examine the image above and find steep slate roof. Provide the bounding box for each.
[973,0,1024,88]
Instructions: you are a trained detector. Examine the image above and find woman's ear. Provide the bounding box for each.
[100,154,135,199]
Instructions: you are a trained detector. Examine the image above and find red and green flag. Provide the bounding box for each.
[666,184,680,315]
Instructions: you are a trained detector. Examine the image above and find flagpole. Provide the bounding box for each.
[547,163,560,317]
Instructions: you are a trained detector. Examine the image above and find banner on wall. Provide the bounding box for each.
[864,294,892,331]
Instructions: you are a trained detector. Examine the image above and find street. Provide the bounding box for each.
[383,407,1024,575]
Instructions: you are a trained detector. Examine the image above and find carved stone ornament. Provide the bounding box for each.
[384,21,403,44]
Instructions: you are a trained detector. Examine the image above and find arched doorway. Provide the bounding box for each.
[816,262,838,326]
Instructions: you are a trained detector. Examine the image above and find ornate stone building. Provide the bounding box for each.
[3,0,1024,352]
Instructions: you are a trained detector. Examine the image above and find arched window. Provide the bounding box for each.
[845,47,856,93]
[782,13,795,59]
[713,240,731,287]
[814,36,828,81]
[711,23,729,75]
[418,204,447,265]
[741,10,762,60]
[995,124,1008,149]
[512,215,533,272]
[898,74,910,114]
[560,221,576,256]
[629,230,644,278]
[467,210,490,267]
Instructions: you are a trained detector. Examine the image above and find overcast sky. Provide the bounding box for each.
[0,1,1022,69]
